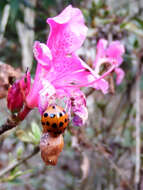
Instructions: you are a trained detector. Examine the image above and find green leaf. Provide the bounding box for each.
[17,147,23,159]
[8,178,23,185]
[134,18,143,29]
[16,122,41,145]
[16,130,33,143]
[43,0,56,7]
[123,22,143,37]
[31,122,41,141]
[2,169,33,183]
[120,22,128,29]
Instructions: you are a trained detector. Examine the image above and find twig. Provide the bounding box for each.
[0,118,17,135]
[96,143,134,190]
[0,146,39,178]
[85,88,95,97]
[106,68,139,133]
[121,102,133,135]
[135,68,141,189]
[0,106,31,135]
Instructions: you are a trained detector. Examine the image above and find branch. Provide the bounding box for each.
[0,106,31,135]
[121,102,133,135]
[0,146,40,178]
[135,66,141,189]
[0,117,18,135]
[85,88,95,97]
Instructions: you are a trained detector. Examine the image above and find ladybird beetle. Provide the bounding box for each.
[41,105,69,136]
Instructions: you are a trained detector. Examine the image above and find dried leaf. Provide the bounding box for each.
[0,62,22,99]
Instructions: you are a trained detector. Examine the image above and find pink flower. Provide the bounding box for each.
[6,6,125,127]
[6,5,125,127]
[7,71,31,112]
[25,6,125,126]
[25,5,93,126]
[94,39,125,85]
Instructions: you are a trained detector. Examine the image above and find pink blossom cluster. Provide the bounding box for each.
[7,5,125,126]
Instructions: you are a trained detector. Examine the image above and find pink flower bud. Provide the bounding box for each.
[7,72,31,112]
[7,81,23,112]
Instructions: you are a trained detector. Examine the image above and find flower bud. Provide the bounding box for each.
[7,81,24,112]
[7,72,31,112]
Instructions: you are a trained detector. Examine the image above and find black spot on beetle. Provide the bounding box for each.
[44,113,48,117]
[52,123,57,128]
[59,112,63,117]
[59,122,64,127]
[46,121,50,126]
[54,131,62,135]
[42,122,45,125]
[65,119,67,123]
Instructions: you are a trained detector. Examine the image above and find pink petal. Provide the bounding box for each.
[70,90,88,126]
[115,68,125,85]
[26,64,44,108]
[72,106,88,126]
[106,41,125,66]
[94,39,108,71]
[93,79,109,94]
[50,54,92,87]
[20,71,31,97]
[38,80,56,114]
[26,54,88,109]
[96,39,108,58]
[47,5,88,56]
[70,59,110,94]
[33,41,52,67]
[27,42,53,109]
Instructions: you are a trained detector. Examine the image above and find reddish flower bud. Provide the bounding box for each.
[7,72,31,112]
[19,71,31,98]
[7,81,24,112]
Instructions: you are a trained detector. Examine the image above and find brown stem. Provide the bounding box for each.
[0,106,31,135]
[0,118,17,135]
[85,88,95,97]
[18,106,31,121]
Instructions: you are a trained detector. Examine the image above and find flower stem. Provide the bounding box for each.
[0,106,32,135]
[18,106,31,121]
